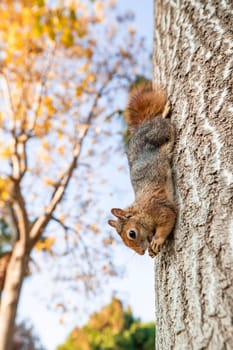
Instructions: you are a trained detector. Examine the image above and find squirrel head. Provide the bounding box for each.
[108,208,154,255]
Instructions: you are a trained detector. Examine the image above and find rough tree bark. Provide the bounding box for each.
[153,1,233,349]
[0,243,29,350]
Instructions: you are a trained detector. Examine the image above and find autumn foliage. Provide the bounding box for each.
[0,1,147,349]
[57,297,155,350]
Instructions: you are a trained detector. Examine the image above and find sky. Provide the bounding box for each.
[18,1,154,348]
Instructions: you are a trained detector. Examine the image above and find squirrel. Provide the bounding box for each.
[108,83,177,258]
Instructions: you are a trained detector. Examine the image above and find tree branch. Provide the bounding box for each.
[28,44,57,133]
[11,180,30,249]
[29,80,112,247]
[29,124,89,246]
[0,72,16,134]
[10,136,30,247]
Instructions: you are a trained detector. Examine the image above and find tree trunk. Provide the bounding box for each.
[153,1,233,349]
[0,242,29,350]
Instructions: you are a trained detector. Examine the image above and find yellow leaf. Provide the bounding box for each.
[22,7,32,26]
[59,215,65,223]
[43,177,56,186]
[41,152,51,163]
[61,28,74,48]
[44,120,51,132]
[56,130,63,139]
[57,145,65,156]
[0,177,12,201]
[76,86,83,97]
[87,72,96,83]
[94,1,105,22]
[90,224,100,234]
[44,96,55,117]
[85,48,93,59]
[41,139,51,151]
[77,63,88,74]
[35,237,55,251]
[35,120,51,136]
[0,146,11,159]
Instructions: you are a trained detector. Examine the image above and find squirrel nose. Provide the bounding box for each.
[136,246,146,255]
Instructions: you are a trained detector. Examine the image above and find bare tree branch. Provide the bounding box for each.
[0,72,16,133]
[9,135,30,247]
[29,81,108,246]
[29,123,89,246]
[11,181,30,248]
[28,44,57,133]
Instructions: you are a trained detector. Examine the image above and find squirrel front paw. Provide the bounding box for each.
[149,237,165,257]
[148,246,156,258]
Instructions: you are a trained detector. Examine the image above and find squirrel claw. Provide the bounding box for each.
[162,100,170,118]
[148,246,156,258]
[150,237,165,256]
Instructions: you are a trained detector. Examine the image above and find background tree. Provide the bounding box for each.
[57,297,155,350]
[0,219,13,292]
[153,0,233,349]
[0,1,148,349]
[13,321,45,350]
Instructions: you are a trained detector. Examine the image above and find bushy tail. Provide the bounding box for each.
[125,83,168,132]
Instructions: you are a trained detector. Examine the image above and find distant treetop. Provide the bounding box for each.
[57,297,155,350]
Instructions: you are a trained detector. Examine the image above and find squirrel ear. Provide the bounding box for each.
[111,208,127,220]
[108,219,117,228]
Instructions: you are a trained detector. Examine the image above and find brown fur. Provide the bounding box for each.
[125,83,167,131]
[109,196,176,257]
[108,83,176,257]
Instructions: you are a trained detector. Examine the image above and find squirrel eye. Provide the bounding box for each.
[127,229,137,240]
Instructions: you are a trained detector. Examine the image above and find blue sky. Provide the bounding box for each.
[118,0,153,48]
[18,1,154,348]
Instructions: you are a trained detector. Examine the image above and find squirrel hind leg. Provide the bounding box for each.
[160,122,175,158]
[162,100,171,118]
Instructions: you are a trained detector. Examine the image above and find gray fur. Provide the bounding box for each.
[127,117,174,195]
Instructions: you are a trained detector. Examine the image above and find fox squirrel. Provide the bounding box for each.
[108,83,176,258]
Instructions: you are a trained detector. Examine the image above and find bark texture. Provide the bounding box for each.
[0,243,29,350]
[153,1,233,349]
